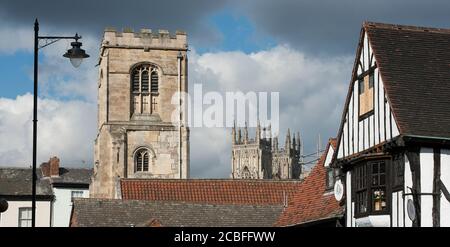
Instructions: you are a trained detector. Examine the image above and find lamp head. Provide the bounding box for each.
[63,35,89,68]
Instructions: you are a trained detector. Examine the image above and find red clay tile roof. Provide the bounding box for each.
[121,179,302,205]
[275,139,343,226]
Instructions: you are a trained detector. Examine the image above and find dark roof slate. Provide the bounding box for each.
[49,168,92,185]
[71,198,283,227]
[0,167,92,196]
[0,168,52,196]
[365,22,450,138]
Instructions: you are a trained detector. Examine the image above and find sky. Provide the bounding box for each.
[1,0,450,177]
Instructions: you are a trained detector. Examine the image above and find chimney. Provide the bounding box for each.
[40,162,50,177]
[49,156,60,177]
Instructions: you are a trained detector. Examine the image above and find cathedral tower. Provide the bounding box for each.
[90,27,189,198]
[231,123,302,180]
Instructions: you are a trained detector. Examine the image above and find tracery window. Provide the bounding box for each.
[135,148,150,172]
[131,64,159,115]
[242,166,252,179]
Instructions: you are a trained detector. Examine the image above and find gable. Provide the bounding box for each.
[324,141,336,167]
[335,28,400,160]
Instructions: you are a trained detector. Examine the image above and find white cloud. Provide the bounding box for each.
[0,42,352,177]
[0,20,32,54]
[0,23,99,168]
[0,93,96,167]
[188,45,352,176]
[36,33,100,103]
[0,20,99,103]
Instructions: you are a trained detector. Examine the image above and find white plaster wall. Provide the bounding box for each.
[0,200,51,227]
[392,191,398,227]
[351,202,355,227]
[391,191,404,227]
[355,215,390,227]
[52,188,89,227]
[440,149,450,226]
[346,171,352,227]
[420,147,434,227]
[324,145,334,167]
[398,190,404,227]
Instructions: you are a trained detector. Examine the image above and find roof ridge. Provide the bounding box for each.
[76,198,284,208]
[121,178,302,182]
[363,21,450,34]
[0,167,31,169]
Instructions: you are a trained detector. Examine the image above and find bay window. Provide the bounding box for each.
[353,159,389,216]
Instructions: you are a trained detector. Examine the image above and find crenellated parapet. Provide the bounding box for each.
[101,27,188,51]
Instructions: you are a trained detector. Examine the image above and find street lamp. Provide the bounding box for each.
[63,34,90,68]
[32,19,89,227]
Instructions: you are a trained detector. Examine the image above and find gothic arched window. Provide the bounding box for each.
[131,64,159,116]
[242,166,252,179]
[135,148,150,172]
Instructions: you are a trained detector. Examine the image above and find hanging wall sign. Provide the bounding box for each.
[407,199,416,221]
[334,179,344,202]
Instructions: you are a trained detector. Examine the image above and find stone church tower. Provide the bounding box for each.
[231,123,302,179]
[90,27,189,198]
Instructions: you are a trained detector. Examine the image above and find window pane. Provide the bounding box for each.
[132,71,140,92]
[137,153,143,171]
[327,169,334,188]
[72,191,83,198]
[372,175,379,186]
[380,174,386,185]
[151,72,158,93]
[369,73,374,88]
[19,208,32,227]
[359,79,364,95]
[380,162,385,173]
[141,71,149,92]
[20,209,27,218]
[356,191,367,214]
[372,163,378,174]
[143,152,149,171]
[373,189,386,211]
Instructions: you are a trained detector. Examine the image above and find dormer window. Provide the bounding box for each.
[359,72,374,119]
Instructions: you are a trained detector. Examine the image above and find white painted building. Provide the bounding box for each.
[0,168,53,227]
[0,200,52,227]
[0,157,92,227]
[52,187,89,227]
[332,22,450,227]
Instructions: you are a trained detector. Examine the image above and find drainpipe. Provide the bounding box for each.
[177,52,183,179]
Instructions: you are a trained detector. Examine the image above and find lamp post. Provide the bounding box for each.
[32,19,89,227]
